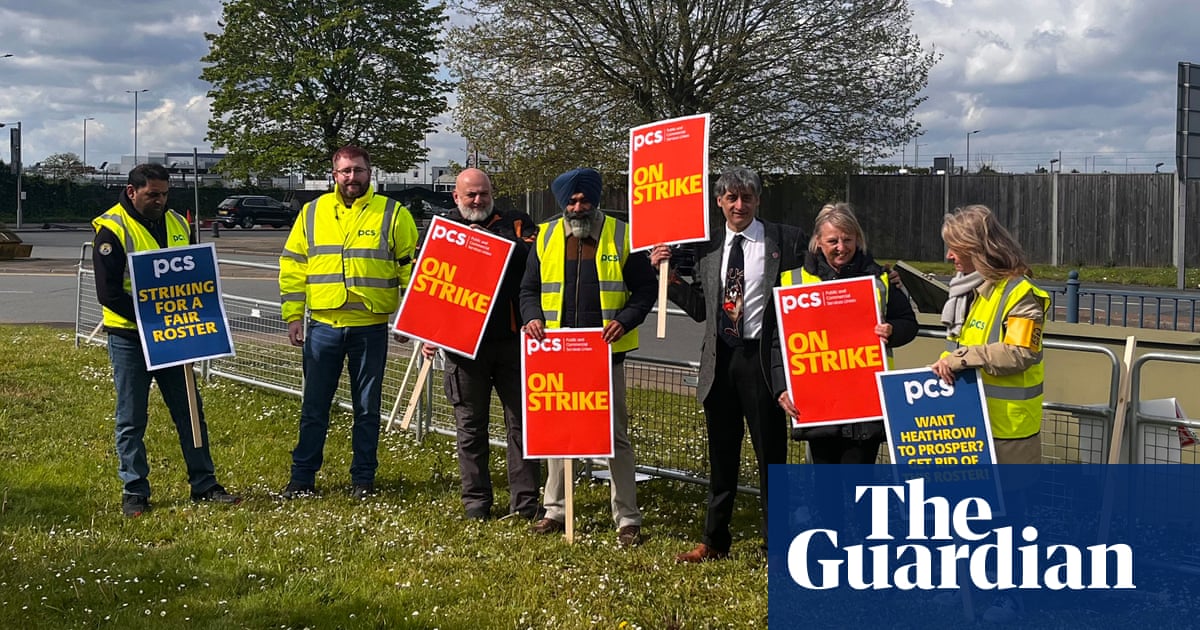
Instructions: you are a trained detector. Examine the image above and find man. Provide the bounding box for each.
[278,145,419,500]
[92,163,240,517]
[421,168,542,521]
[650,166,804,561]
[520,167,656,547]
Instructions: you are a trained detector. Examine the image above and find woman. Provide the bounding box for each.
[776,202,918,464]
[930,204,1049,465]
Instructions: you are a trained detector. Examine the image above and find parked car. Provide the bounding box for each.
[214,195,296,229]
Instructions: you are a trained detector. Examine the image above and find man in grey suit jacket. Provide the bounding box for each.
[651,166,804,562]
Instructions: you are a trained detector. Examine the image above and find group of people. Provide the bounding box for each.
[92,152,1047,572]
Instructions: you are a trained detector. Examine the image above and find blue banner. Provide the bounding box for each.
[769,464,1200,629]
[878,368,996,467]
[129,242,234,369]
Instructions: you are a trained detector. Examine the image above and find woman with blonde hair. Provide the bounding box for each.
[776,202,918,464]
[931,204,1049,465]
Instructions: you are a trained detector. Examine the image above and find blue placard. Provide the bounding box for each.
[878,367,997,468]
[769,464,1200,629]
[128,242,234,369]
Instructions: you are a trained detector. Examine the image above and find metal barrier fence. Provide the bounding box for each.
[1046,271,1200,332]
[1129,352,1200,465]
[74,254,1186,498]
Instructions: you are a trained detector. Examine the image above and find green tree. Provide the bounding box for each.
[201,0,449,179]
[445,0,937,195]
[39,152,85,180]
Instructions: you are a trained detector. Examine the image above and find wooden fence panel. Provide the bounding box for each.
[497,172,1197,269]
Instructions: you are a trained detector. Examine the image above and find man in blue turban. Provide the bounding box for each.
[551,167,604,239]
[519,167,657,547]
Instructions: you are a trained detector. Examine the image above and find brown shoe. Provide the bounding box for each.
[617,525,644,547]
[528,517,565,535]
[675,543,729,563]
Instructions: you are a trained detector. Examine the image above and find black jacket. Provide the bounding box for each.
[445,208,537,343]
[787,248,919,441]
[93,193,186,342]
[666,219,807,404]
[519,217,657,362]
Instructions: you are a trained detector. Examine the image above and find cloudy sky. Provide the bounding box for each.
[0,0,1195,178]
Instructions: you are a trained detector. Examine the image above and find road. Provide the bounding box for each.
[0,225,707,363]
[7,223,1195,350]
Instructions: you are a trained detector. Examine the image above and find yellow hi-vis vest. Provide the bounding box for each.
[779,267,894,367]
[279,190,415,324]
[955,276,1050,439]
[534,215,638,354]
[92,204,191,330]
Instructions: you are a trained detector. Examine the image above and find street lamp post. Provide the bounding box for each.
[965,129,981,174]
[0,120,23,228]
[1156,162,1165,173]
[83,117,95,171]
[915,143,928,172]
[125,89,149,164]
[1050,158,1061,266]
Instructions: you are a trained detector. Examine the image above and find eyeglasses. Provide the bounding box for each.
[334,167,370,177]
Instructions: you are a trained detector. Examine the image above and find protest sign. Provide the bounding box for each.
[627,113,710,251]
[877,367,997,468]
[774,276,884,428]
[521,328,613,458]
[392,215,514,359]
[129,242,234,370]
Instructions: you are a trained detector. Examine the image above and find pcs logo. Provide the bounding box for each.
[429,224,467,246]
[632,130,664,150]
[152,255,196,278]
[525,337,563,354]
[779,291,822,314]
[902,378,955,405]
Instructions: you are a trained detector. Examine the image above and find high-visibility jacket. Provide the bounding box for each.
[955,277,1049,439]
[534,215,638,354]
[279,187,417,326]
[92,204,191,330]
[779,267,893,367]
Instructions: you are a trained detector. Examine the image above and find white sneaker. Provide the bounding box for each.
[982,593,1024,624]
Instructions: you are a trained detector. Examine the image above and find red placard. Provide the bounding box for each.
[392,215,514,359]
[773,276,886,428]
[627,113,710,251]
[521,328,614,458]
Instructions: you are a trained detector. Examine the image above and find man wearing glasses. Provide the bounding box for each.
[278,145,419,500]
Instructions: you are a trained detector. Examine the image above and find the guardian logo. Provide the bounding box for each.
[787,478,1134,591]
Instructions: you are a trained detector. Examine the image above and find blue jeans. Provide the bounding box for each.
[108,334,219,498]
[291,322,388,486]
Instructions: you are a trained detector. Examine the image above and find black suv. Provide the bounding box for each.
[214,195,296,229]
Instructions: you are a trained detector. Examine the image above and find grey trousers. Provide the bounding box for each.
[444,338,541,516]
[542,360,642,529]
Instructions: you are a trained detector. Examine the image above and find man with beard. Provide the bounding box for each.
[519,167,656,547]
[278,145,419,500]
[92,163,241,517]
[421,168,542,521]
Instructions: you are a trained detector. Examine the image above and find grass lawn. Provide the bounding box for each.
[0,325,768,629]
